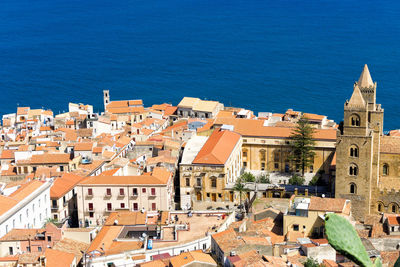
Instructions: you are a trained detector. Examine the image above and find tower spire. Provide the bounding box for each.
[358,64,374,88]
[347,84,366,109]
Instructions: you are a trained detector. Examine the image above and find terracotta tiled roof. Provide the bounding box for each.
[164,106,177,116]
[380,251,400,266]
[0,229,42,241]
[99,168,119,176]
[214,118,336,140]
[9,180,45,202]
[380,136,400,154]
[87,225,143,255]
[50,173,85,199]
[386,214,400,225]
[74,142,93,151]
[17,107,30,116]
[263,256,287,266]
[308,197,348,213]
[170,251,216,267]
[192,130,241,165]
[44,249,75,267]
[303,113,325,121]
[17,252,42,264]
[79,167,171,185]
[30,153,71,164]
[323,259,339,267]
[212,228,244,253]
[140,260,167,267]
[52,238,89,262]
[0,150,14,159]
[104,211,147,226]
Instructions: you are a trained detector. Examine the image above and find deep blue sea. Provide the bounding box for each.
[1,0,400,130]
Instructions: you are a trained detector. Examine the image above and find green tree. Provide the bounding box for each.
[304,258,320,267]
[289,174,305,186]
[240,172,255,183]
[42,217,58,228]
[233,178,247,212]
[289,117,316,177]
[257,173,270,184]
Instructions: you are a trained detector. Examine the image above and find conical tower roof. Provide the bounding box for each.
[358,64,374,88]
[347,84,366,109]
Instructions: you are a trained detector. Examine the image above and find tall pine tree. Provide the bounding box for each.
[289,116,316,177]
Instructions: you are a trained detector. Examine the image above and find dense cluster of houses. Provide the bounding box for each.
[0,87,398,267]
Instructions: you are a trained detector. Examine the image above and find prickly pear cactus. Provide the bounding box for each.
[324,213,381,267]
[395,255,400,267]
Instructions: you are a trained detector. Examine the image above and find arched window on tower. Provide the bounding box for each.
[350,145,359,158]
[350,114,361,126]
[349,183,357,194]
[383,164,389,176]
[349,164,358,176]
[377,202,383,212]
[391,203,398,213]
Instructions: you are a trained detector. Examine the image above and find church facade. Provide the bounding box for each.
[336,65,400,221]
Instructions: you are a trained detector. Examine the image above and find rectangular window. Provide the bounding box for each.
[120,203,125,209]
[47,236,51,242]
[185,178,190,187]
[133,203,138,211]
[152,203,156,211]
[133,188,138,195]
[8,247,13,255]
[293,224,299,231]
[88,203,93,211]
[26,246,31,252]
[261,162,265,170]
[89,212,94,218]
[87,188,93,196]
[106,188,111,196]
[38,247,42,252]
[151,188,156,196]
[243,162,247,167]
[310,165,314,173]
[107,203,112,211]
[119,188,125,196]
[142,188,146,193]
[197,178,202,187]
[243,151,247,157]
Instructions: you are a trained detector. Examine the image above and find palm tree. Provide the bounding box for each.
[233,178,247,213]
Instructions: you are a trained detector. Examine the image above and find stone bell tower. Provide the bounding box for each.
[335,64,383,221]
[103,90,110,112]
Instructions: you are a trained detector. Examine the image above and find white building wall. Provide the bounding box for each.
[0,182,51,238]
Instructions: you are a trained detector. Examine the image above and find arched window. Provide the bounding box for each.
[377,202,383,212]
[350,145,359,158]
[349,164,358,176]
[350,183,357,194]
[391,203,398,213]
[260,149,266,161]
[210,177,217,188]
[350,114,360,126]
[383,164,389,176]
